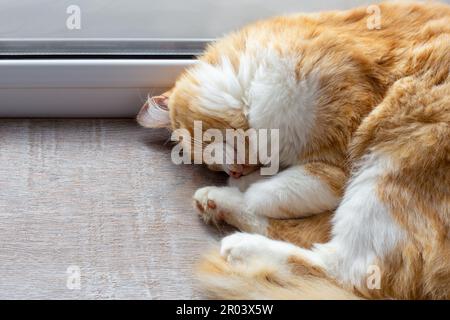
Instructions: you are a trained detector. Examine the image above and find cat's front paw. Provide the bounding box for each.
[193,186,226,224]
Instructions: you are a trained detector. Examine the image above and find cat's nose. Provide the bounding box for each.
[229,170,242,179]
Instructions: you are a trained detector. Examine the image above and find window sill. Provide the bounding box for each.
[0,58,195,117]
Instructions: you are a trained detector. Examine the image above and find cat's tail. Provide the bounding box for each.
[197,251,360,300]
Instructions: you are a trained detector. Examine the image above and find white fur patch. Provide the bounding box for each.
[220,232,327,272]
[221,232,299,266]
[189,58,248,114]
[314,153,406,287]
[189,45,320,166]
[246,50,319,167]
[244,165,340,218]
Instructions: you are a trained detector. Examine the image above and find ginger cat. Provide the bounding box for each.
[137,1,450,299]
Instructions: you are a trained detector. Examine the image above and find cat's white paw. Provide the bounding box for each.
[193,186,227,224]
[220,232,298,265]
[227,170,265,192]
[220,233,274,264]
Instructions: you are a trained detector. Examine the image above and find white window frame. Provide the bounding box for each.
[0,38,207,117]
[0,58,197,117]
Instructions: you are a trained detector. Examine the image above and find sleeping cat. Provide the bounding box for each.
[137,1,450,299]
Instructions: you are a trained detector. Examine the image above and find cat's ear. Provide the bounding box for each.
[137,92,171,128]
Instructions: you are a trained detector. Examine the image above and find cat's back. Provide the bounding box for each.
[201,2,449,74]
[269,1,450,40]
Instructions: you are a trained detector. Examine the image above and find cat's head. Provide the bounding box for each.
[137,62,258,178]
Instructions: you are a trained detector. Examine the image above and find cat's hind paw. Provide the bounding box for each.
[220,232,299,266]
[220,233,271,264]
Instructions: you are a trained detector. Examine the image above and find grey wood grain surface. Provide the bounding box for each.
[0,119,227,299]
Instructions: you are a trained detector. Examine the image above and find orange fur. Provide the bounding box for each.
[267,213,332,248]
[141,1,450,299]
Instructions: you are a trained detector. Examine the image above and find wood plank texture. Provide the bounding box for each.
[0,119,227,299]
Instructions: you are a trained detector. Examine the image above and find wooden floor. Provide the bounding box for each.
[0,119,228,299]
